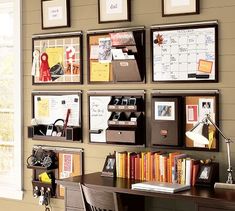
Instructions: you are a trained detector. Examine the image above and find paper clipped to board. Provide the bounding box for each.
[132,181,190,193]
[90,62,110,81]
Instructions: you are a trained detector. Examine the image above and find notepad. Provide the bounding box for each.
[131,181,190,193]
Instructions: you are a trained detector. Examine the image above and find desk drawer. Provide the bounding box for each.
[106,129,136,144]
[66,188,84,209]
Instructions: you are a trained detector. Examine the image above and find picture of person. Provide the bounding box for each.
[158,105,172,117]
[105,158,115,170]
[199,166,211,180]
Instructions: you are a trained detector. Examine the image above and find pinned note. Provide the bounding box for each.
[198,59,213,73]
[90,62,110,81]
[46,47,64,67]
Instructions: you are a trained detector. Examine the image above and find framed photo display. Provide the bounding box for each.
[162,0,200,17]
[195,162,219,187]
[41,0,70,29]
[98,0,131,23]
[32,31,83,84]
[101,154,116,177]
[151,21,218,83]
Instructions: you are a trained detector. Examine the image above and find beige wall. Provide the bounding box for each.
[1,0,235,210]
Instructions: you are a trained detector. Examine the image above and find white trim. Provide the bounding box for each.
[0,0,23,199]
[0,187,23,200]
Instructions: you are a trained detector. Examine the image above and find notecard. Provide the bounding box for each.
[90,62,110,81]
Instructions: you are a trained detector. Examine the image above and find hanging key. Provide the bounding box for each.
[39,187,45,205]
[33,186,40,198]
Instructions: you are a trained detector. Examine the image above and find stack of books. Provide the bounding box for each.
[115,151,200,186]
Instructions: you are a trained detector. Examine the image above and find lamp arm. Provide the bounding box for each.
[206,115,231,143]
[206,114,234,184]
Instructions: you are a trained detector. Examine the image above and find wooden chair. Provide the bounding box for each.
[79,183,124,211]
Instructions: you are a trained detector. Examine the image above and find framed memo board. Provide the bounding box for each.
[151,90,219,151]
[32,31,83,84]
[87,26,146,84]
[151,21,218,83]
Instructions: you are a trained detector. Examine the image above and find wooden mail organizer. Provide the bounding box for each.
[87,26,146,84]
[88,90,145,145]
[27,145,83,199]
[151,90,219,151]
[28,90,82,142]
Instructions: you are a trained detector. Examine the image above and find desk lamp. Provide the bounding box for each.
[186,114,235,189]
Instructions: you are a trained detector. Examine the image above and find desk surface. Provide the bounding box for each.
[56,172,235,209]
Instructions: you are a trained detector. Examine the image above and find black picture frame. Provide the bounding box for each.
[98,0,131,23]
[162,0,199,17]
[41,0,70,29]
[195,162,219,187]
[101,154,116,177]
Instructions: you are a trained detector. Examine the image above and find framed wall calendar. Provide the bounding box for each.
[151,20,218,83]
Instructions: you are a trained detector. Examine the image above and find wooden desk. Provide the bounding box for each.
[56,172,235,211]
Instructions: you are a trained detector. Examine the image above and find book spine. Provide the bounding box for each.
[181,158,186,185]
[185,159,192,186]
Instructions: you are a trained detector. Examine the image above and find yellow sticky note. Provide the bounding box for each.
[198,59,213,73]
[90,62,110,82]
[37,99,49,117]
[46,47,64,68]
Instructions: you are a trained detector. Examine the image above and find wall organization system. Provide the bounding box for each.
[1,1,235,211]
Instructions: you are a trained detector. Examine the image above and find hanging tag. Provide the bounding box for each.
[31,50,40,76]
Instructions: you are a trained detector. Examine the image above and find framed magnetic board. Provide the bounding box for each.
[151,21,218,83]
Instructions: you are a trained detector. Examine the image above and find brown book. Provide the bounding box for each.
[192,160,200,186]
[130,153,137,180]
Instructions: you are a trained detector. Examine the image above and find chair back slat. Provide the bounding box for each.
[81,184,120,211]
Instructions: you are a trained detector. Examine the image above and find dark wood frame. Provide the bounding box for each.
[87,90,146,146]
[151,90,219,151]
[87,26,146,84]
[32,31,83,85]
[29,90,83,143]
[195,162,219,187]
[98,0,131,23]
[162,0,199,17]
[101,154,116,177]
[41,0,70,29]
[151,21,218,83]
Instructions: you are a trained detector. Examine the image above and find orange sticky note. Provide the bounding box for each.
[198,59,213,73]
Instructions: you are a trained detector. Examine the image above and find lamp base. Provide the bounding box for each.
[214,182,235,190]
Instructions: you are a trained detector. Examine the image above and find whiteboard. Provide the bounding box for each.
[89,96,111,143]
[152,24,217,82]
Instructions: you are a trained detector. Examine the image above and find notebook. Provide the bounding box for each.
[131,181,190,193]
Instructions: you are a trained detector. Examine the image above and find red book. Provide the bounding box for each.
[130,153,137,180]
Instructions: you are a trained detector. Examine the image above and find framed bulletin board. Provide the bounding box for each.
[32,31,83,84]
[151,90,219,151]
[87,26,146,84]
[151,21,218,83]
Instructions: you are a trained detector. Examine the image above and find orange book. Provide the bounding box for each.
[146,152,151,181]
[163,155,168,182]
[169,152,180,183]
[141,152,146,180]
[150,152,155,181]
[154,152,161,182]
